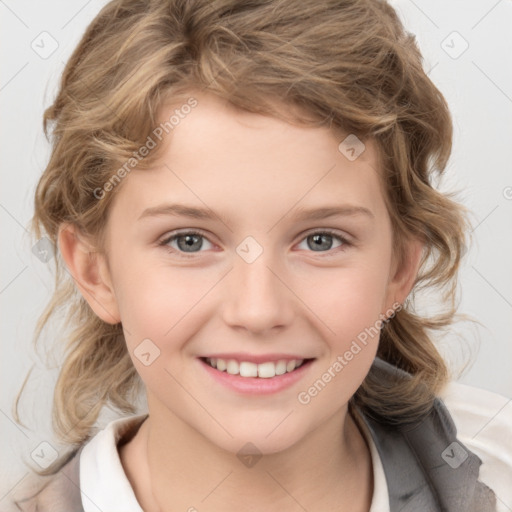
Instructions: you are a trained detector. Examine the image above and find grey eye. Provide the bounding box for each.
[297,232,345,252]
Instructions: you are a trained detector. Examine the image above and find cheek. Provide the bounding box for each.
[113,261,224,362]
[113,267,207,394]
[295,266,387,413]
[301,258,391,341]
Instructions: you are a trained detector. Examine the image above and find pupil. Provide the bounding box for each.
[179,234,202,252]
[310,234,332,251]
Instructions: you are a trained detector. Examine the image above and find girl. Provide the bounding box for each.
[10,0,511,510]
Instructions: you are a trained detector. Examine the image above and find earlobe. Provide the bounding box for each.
[58,223,121,325]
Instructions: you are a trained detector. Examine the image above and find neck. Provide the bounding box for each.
[121,400,373,512]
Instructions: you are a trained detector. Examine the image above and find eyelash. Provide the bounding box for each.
[157,228,352,259]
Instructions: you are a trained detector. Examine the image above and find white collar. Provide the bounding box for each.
[80,414,147,511]
[79,412,388,511]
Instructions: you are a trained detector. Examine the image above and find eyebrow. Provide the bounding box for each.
[137,203,374,222]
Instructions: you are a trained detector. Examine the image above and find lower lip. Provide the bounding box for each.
[199,358,315,395]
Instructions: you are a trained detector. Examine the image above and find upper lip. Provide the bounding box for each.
[199,353,315,364]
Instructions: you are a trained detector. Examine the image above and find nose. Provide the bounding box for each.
[221,245,295,336]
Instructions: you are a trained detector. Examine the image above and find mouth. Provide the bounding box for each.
[199,356,315,378]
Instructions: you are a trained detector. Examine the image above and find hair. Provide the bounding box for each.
[15,0,472,480]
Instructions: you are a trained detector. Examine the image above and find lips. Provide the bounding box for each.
[199,355,315,394]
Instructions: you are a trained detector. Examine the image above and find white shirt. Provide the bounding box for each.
[79,381,512,512]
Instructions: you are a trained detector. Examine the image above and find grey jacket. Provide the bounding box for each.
[11,358,497,511]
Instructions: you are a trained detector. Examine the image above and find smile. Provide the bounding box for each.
[198,356,315,395]
[203,357,309,378]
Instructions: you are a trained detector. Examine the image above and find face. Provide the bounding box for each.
[87,91,413,454]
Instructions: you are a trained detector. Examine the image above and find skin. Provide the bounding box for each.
[59,91,423,511]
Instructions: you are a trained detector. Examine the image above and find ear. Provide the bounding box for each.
[382,236,424,315]
[58,223,121,324]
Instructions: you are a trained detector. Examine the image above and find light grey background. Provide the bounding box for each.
[1,0,511,503]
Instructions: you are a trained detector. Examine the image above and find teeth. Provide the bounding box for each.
[239,361,258,377]
[275,360,287,376]
[258,362,276,378]
[226,359,239,375]
[206,358,305,378]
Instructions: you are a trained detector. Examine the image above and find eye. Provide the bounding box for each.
[158,230,214,258]
[296,229,351,255]
[158,228,351,258]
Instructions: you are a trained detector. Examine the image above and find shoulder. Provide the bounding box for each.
[8,413,148,512]
[439,381,512,511]
[358,359,509,511]
[8,449,83,512]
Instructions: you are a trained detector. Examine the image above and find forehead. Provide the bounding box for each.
[106,92,387,231]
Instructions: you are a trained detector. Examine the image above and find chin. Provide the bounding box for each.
[197,417,310,457]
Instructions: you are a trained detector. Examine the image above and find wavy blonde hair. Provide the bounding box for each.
[15,0,471,478]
